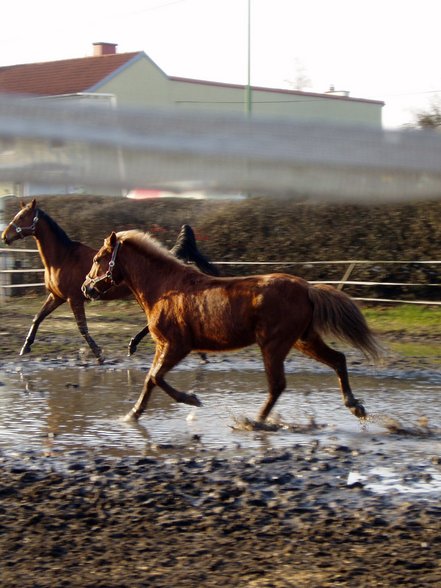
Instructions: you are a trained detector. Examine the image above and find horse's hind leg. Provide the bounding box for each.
[126,342,200,421]
[295,331,366,418]
[258,340,292,421]
[128,324,149,356]
[20,293,65,355]
[69,300,104,364]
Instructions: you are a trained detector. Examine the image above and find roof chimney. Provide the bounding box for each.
[325,84,350,97]
[93,42,117,56]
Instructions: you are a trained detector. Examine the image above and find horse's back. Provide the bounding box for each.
[216,272,311,306]
[236,273,312,328]
[151,272,313,351]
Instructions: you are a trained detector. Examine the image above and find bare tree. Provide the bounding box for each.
[413,97,441,129]
[284,58,312,91]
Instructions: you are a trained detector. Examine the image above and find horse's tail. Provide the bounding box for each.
[308,283,382,362]
[171,224,220,276]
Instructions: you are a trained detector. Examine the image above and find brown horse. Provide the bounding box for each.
[82,230,382,423]
[1,200,218,362]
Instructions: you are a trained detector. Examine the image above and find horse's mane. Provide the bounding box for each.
[170,224,220,276]
[37,208,73,246]
[117,230,187,267]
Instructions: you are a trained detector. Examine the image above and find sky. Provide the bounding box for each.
[1,0,441,128]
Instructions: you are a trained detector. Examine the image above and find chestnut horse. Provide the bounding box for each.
[82,230,382,423]
[2,200,218,363]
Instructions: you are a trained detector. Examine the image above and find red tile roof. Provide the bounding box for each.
[0,52,141,96]
[0,51,384,109]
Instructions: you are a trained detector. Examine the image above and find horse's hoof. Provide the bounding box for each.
[185,393,202,407]
[124,410,140,422]
[128,340,137,356]
[97,355,105,365]
[350,402,366,419]
[19,345,31,356]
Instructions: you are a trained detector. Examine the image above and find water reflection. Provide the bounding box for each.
[0,364,439,456]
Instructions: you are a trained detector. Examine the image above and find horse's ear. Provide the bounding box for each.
[109,232,118,247]
[21,199,36,210]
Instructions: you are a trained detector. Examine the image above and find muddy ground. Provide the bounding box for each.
[1,445,440,588]
[1,299,440,587]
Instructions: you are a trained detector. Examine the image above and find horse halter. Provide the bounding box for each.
[11,209,39,238]
[84,241,121,294]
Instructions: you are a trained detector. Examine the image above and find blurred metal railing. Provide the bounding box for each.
[1,248,440,305]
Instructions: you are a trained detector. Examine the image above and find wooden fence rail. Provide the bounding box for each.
[1,248,440,305]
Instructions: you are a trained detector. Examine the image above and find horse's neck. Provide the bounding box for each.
[122,246,184,309]
[34,216,72,268]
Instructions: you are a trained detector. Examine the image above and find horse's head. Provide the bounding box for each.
[82,231,123,300]
[1,199,39,245]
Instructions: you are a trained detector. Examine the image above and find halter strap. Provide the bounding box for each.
[85,240,121,292]
[12,209,39,238]
[106,240,121,283]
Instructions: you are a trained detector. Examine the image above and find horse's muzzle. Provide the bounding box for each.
[82,281,101,300]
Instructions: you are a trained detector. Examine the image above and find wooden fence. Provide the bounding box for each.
[1,247,440,305]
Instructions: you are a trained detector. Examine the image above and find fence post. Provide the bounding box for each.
[337,262,356,291]
[0,250,11,302]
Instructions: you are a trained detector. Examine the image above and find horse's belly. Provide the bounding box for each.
[192,321,256,351]
[195,338,255,352]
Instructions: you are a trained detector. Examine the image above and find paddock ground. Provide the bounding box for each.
[0,297,440,587]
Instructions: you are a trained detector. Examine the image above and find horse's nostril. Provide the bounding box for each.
[83,285,99,300]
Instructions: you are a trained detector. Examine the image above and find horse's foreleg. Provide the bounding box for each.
[127,326,208,362]
[258,341,291,421]
[127,324,149,356]
[155,373,202,407]
[125,376,155,421]
[69,301,104,364]
[20,293,65,355]
[295,332,366,418]
[125,343,199,421]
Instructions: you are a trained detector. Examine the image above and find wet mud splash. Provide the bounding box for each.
[363,413,441,438]
[232,411,440,439]
[231,414,327,433]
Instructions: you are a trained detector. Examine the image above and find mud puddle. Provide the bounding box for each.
[0,357,440,498]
